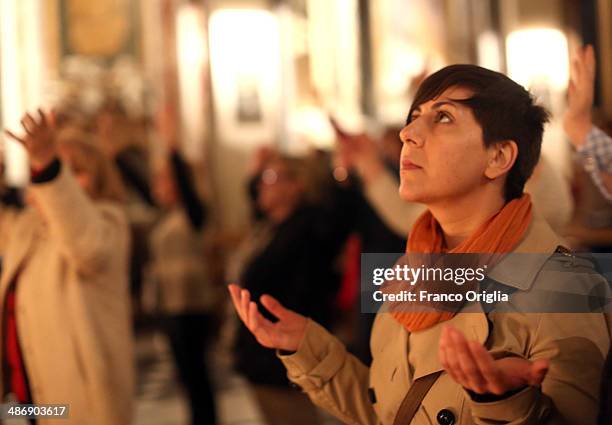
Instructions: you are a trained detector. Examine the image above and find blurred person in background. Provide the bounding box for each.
[330,126,416,364]
[244,145,275,222]
[94,98,158,319]
[229,64,610,425]
[228,151,347,425]
[96,99,155,207]
[563,44,612,202]
[2,110,134,425]
[333,124,425,238]
[240,134,411,365]
[148,104,218,425]
[562,44,612,425]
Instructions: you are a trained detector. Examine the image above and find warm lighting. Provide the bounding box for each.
[288,106,335,149]
[176,3,206,160]
[177,4,206,67]
[477,31,502,72]
[0,0,46,186]
[208,9,281,146]
[307,0,360,112]
[506,28,569,91]
[507,28,572,180]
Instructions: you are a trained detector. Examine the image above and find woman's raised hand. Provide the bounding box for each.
[5,109,58,170]
[228,284,307,352]
[563,45,596,148]
[333,128,383,183]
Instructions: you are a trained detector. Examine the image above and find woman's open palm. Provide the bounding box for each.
[228,284,307,352]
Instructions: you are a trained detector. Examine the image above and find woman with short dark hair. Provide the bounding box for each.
[229,64,610,424]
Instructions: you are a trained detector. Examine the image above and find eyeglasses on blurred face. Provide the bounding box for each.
[260,167,294,185]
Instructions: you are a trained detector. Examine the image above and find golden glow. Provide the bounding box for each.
[506,28,569,91]
[176,3,206,159]
[288,106,335,149]
[1,0,45,185]
[208,9,281,146]
[177,4,206,67]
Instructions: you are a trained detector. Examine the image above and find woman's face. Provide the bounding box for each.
[60,150,96,196]
[398,86,491,205]
[257,161,301,214]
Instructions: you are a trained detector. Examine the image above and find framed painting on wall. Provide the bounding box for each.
[59,0,140,61]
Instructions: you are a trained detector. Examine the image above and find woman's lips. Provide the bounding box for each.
[400,160,421,170]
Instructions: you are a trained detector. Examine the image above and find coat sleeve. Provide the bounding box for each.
[278,319,381,425]
[363,169,425,237]
[467,313,610,425]
[0,206,19,258]
[28,163,128,276]
[577,126,612,202]
[169,150,207,231]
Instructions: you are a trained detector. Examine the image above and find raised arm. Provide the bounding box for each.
[563,45,612,201]
[362,167,426,236]
[6,110,128,276]
[334,125,425,236]
[169,150,207,230]
[157,101,207,228]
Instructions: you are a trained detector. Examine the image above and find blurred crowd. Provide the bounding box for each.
[0,46,610,425]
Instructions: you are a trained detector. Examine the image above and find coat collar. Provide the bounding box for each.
[485,211,564,291]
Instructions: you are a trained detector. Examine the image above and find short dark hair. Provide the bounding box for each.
[407,64,550,201]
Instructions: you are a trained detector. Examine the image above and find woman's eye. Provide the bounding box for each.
[435,111,452,123]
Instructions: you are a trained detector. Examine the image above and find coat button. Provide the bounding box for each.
[436,409,455,425]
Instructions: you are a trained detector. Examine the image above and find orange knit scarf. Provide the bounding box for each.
[391,194,532,332]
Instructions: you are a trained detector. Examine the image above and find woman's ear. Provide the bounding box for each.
[484,140,518,180]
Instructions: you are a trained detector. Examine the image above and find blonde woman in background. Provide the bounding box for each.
[2,111,134,425]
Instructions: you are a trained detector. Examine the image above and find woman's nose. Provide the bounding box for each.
[399,122,425,148]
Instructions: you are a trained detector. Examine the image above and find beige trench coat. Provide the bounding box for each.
[0,166,134,425]
[279,213,611,424]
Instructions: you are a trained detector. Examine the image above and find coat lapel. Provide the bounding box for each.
[409,302,489,381]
